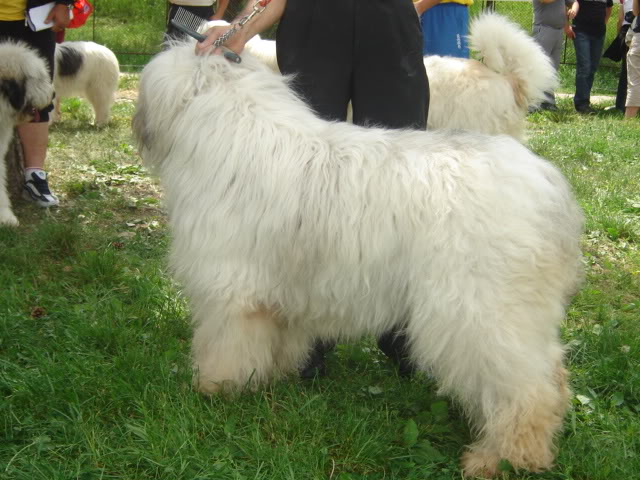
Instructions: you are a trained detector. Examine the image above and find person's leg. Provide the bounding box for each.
[14,23,59,206]
[352,0,427,375]
[585,32,605,106]
[351,0,428,129]
[616,48,629,111]
[276,0,354,122]
[625,37,640,119]
[573,31,592,111]
[534,25,563,107]
[277,0,355,377]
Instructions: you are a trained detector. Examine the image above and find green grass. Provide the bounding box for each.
[2,47,640,480]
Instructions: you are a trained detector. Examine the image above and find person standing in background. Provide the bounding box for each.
[532,0,577,111]
[414,0,473,58]
[568,0,613,114]
[624,0,640,118]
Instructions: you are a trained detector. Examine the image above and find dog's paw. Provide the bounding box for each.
[461,449,500,478]
[0,207,19,227]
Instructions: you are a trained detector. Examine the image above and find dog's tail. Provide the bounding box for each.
[468,13,557,110]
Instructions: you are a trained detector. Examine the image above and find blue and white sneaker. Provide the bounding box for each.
[23,171,59,207]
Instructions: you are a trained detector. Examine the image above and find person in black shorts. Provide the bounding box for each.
[0,0,73,207]
[196,0,429,378]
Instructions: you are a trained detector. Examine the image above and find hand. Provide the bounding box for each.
[564,25,576,39]
[195,23,247,56]
[45,4,71,32]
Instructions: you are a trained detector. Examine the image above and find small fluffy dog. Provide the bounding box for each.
[424,13,557,141]
[0,41,53,226]
[133,43,583,477]
[52,41,119,126]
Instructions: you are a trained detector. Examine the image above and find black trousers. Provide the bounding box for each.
[276,0,429,129]
[0,20,55,122]
[276,0,428,376]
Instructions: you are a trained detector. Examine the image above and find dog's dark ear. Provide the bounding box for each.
[0,78,27,111]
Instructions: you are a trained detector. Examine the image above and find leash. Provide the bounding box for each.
[213,0,272,50]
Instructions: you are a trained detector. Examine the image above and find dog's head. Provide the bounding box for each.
[132,39,271,170]
[0,41,53,124]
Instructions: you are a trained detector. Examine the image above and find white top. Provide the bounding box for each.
[170,0,215,7]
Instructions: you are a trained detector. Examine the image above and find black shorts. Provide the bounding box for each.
[0,20,55,122]
[276,0,429,129]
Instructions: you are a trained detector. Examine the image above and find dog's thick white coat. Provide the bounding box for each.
[0,41,53,226]
[425,13,557,140]
[52,41,119,126]
[134,42,583,476]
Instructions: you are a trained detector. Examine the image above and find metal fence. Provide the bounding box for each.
[65,0,622,71]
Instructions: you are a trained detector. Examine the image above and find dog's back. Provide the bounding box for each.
[53,41,119,125]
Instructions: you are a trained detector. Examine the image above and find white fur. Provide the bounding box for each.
[133,42,583,477]
[0,41,53,226]
[52,41,119,126]
[425,13,558,140]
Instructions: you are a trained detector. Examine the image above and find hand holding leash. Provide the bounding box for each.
[195,0,272,57]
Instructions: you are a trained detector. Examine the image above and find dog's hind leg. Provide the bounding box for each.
[191,299,283,394]
[407,300,570,477]
[88,90,114,126]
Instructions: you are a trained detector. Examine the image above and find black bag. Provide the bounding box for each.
[603,25,630,62]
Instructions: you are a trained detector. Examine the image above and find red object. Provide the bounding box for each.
[67,0,93,29]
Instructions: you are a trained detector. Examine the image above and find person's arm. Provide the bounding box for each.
[565,0,578,38]
[211,0,230,20]
[605,6,613,24]
[196,0,287,55]
[568,0,579,20]
[616,0,623,32]
[633,0,639,17]
[414,0,441,15]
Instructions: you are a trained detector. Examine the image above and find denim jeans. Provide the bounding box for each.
[573,30,605,110]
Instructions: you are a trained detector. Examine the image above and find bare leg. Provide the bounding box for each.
[17,122,48,169]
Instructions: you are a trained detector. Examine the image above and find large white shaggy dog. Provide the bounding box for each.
[52,41,119,126]
[133,42,583,477]
[0,41,53,226]
[424,13,557,140]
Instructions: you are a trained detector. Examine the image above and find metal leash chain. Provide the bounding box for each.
[213,0,272,49]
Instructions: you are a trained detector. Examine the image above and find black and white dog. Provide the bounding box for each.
[52,41,119,126]
[0,41,53,226]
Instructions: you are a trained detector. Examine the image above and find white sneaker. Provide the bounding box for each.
[23,171,59,207]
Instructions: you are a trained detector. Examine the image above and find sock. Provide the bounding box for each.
[25,168,46,182]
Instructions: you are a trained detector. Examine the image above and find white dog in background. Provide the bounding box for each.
[233,13,556,141]
[0,41,53,226]
[134,42,583,477]
[424,13,557,140]
[52,41,119,126]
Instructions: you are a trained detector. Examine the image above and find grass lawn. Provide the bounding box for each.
[1,66,639,479]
